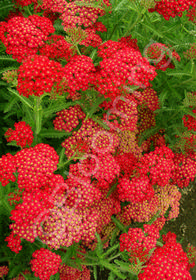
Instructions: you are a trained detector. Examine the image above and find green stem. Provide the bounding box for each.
[34,97,42,144]
[75,44,82,55]
[108,253,121,262]
[57,152,81,169]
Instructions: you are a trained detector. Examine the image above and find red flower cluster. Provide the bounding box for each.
[0,153,16,186]
[63,55,96,99]
[171,152,196,188]
[95,40,157,99]
[144,42,180,71]
[0,15,54,62]
[53,105,85,132]
[39,35,75,61]
[138,232,192,279]
[59,264,90,280]
[149,0,196,20]
[9,189,53,243]
[117,175,154,203]
[5,231,22,253]
[60,1,108,30]
[14,143,59,191]
[14,0,37,6]
[184,43,196,60]
[120,225,159,264]
[17,55,65,97]
[0,266,9,278]
[138,88,160,111]
[5,121,34,148]
[30,248,62,280]
[136,146,175,186]
[183,109,196,131]
[103,94,138,132]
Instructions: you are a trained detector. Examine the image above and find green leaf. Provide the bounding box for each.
[7,88,33,109]
[3,95,18,113]
[100,260,126,279]
[95,232,104,257]
[43,101,76,118]
[39,129,71,138]
[93,266,98,280]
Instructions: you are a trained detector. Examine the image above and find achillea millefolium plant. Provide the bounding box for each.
[0,0,196,279]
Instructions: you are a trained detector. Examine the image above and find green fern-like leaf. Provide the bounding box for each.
[39,129,71,138]
[0,0,14,20]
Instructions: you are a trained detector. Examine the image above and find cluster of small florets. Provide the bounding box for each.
[183,109,196,131]
[95,41,157,99]
[2,69,18,85]
[14,143,59,191]
[0,266,9,278]
[0,153,16,186]
[17,55,65,97]
[149,0,196,20]
[171,152,196,188]
[9,189,53,243]
[62,118,106,158]
[117,195,159,224]
[63,55,96,99]
[138,88,160,111]
[136,145,175,186]
[138,232,192,279]
[80,27,103,47]
[5,231,22,253]
[59,264,91,280]
[14,0,37,6]
[115,152,138,177]
[186,6,196,23]
[53,105,85,132]
[0,15,55,62]
[155,184,181,220]
[137,106,156,134]
[120,225,159,264]
[30,248,62,280]
[39,34,75,61]
[103,94,138,132]
[184,43,196,60]
[5,121,34,148]
[60,1,106,30]
[117,175,154,203]
[144,42,180,71]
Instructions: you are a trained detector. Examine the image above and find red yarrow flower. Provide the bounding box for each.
[1,15,55,62]
[17,55,65,98]
[30,248,62,280]
[5,121,34,148]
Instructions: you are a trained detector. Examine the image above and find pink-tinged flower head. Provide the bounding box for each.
[144,42,180,71]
